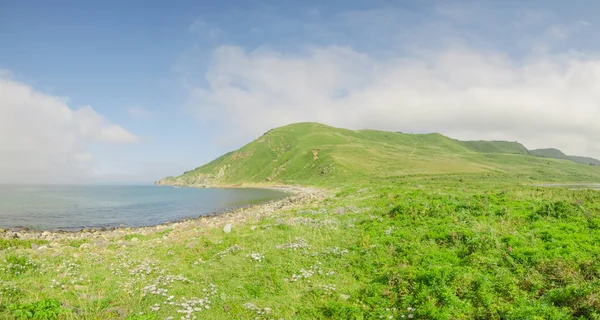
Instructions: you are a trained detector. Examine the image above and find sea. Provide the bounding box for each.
[0,185,288,231]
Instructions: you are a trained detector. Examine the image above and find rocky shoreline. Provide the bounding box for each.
[0,185,326,248]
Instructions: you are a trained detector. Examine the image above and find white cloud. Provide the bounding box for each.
[74,153,94,163]
[187,44,600,159]
[74,106,140,143]
[0,75,139,184]
[0,68,12,78]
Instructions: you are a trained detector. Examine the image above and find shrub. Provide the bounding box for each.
[6,298,65,319]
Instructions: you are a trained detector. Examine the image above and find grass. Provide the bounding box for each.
[461,140,530,155]
[3,123,600,319]
[529,148,571,160]
[0,239,48,251]
[2,174,600,319]
[157,123,600,187]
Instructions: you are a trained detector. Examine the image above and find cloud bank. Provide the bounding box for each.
[188,44,600,158]
[0,73,139,184]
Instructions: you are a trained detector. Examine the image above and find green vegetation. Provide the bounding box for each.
[157,123,600,187]
[529,148,600,166]
[66,239,88,248]
[4,298,64,319]
[568,156,600,166]
[529,148,571,161]
[461,140,529,155]
[0,239,48,251]
[3,123,600,319]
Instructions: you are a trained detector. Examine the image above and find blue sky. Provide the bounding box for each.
[1,1,600,183]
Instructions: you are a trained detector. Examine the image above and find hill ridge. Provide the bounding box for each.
[157,123,600,187]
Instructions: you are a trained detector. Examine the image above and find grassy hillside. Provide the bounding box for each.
[528,148,600,166]
[529,148,571,160]
[567,155,600,166]
[158,123,600,187]
[461,140,529,155]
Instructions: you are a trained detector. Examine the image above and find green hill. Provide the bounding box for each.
[157,123,600,187]
[461,140,529,155]
[529,148,571,160]
[528,148,600,166]
[568,155,600,166]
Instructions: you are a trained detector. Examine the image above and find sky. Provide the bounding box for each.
[1,0,600,184]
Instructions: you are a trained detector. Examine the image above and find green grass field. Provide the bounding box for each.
[157,123,600,187]
[2,123,600,319]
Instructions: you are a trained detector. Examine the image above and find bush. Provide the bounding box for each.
[6,299,65,319]
[534,201,575,219]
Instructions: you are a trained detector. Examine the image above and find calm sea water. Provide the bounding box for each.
[0,185,288,231]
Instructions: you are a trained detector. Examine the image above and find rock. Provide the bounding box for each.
[79,243,91,250]
[116,240,132,247]
[223,224,233,233]
[130,237,140,243]
[250,226,257,231]
[95,241,108,248]
[37,245,49,251]
[105,307,127,317]
[30,243,39,250]
[0,228,8,233]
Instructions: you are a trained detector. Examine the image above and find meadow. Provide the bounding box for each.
[2,173,600,319]
[3,123,600,319]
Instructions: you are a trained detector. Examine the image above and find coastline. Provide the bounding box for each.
[0,185,326,246]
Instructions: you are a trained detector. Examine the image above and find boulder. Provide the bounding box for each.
[95,241,108,248]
